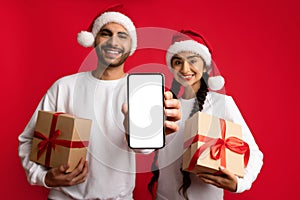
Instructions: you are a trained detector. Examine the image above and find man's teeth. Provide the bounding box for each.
[107,50,120,55]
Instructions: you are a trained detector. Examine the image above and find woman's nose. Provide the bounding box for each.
[180,61,190,73]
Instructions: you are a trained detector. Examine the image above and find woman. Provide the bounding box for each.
[148,30,263,199]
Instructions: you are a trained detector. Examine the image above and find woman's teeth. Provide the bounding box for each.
[180,74,193,79]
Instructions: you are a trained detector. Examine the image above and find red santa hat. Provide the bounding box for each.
[77,4,137,56]
[166,30,225,91]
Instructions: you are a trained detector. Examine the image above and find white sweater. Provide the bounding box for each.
[156,92,263,200]
[18,71,136,200]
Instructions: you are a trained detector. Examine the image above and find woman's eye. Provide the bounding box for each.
[174,60,182,65]
[189,59,197,64]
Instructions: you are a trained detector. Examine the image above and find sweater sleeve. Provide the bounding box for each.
[225,96,264,193]
[18,83,59,187]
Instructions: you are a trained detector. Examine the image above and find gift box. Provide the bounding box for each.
[29,110,92,172]
[182,111,249,178]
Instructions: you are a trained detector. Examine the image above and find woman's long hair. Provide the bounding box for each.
[148,72,209,200]
[148,149,159,200]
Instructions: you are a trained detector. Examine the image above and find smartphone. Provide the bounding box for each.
[127,73,165,149]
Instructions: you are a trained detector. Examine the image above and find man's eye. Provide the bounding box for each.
[118,34,128,39]
[100,32,110,37]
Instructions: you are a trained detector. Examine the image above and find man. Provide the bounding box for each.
[18,9,181,199]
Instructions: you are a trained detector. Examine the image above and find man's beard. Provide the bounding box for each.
[100,51,130,68]
[96,45,130,68]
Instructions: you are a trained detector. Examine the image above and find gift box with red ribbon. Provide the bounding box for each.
[29,110,92,172]
[182,112,249,178]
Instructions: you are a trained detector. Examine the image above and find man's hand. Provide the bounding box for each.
[121,91,181,137]
[197,166,238,192]
[45,158,88,187]
[164,91,181,135]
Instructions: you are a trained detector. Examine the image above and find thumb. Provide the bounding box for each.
[219,166,236,179]
[59,163,70,173]
[122,103,128,115]
[164,91,173,100]
[219,166,230,175]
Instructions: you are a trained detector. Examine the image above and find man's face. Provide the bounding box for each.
[94,22,132,68]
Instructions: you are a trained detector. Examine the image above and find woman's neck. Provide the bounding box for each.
[182,82,200,99]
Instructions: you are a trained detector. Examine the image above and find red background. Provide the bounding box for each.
[1,0,299,199]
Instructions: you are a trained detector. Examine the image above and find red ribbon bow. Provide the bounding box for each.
[184,119,249,171]
[34,112,89,167]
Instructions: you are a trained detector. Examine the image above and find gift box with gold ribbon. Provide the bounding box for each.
[29,110,92,172]
[182,111,249,178]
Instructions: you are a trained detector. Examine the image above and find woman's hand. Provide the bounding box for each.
[197,166,238,192]
[45,158,88,187]
[164,91,181,135]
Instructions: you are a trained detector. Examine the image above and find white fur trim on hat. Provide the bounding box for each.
[77,11,137,56]
[166,40,211,68]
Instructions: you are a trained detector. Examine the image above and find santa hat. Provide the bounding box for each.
[166,30,225,91]
[77,4,137,56]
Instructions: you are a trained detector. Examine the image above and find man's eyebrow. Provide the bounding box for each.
[99,29,128,36]
[172,55,183,60]
[99,28,112,33]
[187,55,201,59]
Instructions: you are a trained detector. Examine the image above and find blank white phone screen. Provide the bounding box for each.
[127,73,165,149]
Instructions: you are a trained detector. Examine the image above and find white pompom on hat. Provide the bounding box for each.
[207,61,225,91]
[166,30,225,91]
[77,5,137,56]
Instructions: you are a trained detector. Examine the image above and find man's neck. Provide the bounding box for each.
[93,63,126,80]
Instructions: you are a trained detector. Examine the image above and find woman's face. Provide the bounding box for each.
[171,51,206,90]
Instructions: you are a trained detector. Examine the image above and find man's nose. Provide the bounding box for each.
[107,35,120,46]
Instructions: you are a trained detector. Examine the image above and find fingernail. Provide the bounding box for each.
[219,166,225,170]
[165,91,172,99]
